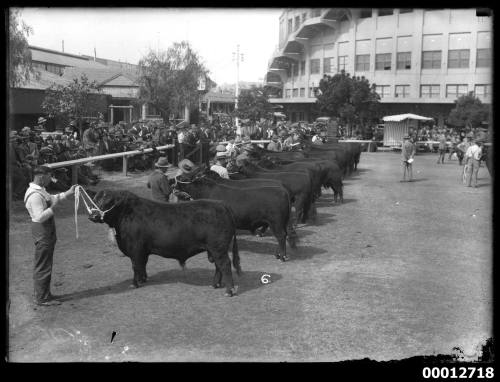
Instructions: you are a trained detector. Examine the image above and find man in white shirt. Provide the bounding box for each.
[210,152,230,179]
[464,139,483,188]
[24,166,75,306]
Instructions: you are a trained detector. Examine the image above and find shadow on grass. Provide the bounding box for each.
[237,237,328,261]
[58,267,277,301]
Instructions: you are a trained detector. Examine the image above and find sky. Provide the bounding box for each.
[18,7,283,85]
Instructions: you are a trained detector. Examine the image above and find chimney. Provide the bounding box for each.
[62,40,64,52]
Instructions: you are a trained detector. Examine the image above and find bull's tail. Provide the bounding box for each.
[231,232,242,275]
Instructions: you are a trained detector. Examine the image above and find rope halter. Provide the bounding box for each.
[74,185,116,238]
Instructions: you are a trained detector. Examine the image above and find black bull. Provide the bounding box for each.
[173,173,296,261]
[89,189,241,296]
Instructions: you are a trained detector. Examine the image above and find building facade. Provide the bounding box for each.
[265,8,492,125]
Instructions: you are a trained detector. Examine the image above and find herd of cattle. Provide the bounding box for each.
[88,140,363,297]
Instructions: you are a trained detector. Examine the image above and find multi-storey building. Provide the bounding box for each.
[265,8,492,125]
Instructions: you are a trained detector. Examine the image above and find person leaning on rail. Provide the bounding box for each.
[24,165,76,306]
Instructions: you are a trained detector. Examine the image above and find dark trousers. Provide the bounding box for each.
[32,218,57,302]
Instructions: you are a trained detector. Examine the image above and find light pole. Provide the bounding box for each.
[232,44,244,134]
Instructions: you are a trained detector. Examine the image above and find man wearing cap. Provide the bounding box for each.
[437,133,447,164]
[211,152,230,179]
[82,123,98,156]
[401,135,416,182]
[147,157,173,203]
[464,138,483,188]
[267,135,282,152]
[37,116,47,130]
[456,136,472,166]
[24,166,76,306]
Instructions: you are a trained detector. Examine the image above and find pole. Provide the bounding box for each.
[235,44,240,134]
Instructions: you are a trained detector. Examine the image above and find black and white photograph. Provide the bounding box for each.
[7,7,493,368]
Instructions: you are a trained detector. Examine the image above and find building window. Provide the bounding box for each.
[292,88,299,97]
[395,85,410,98]
[420,85,440,98]
[375,53,391,70]
[355,54,370,71]
[301,60,305,76]
[476,48,491,67]
[323,57,334,73]
[288,19,293,34]
[474,84,491,99]
[310,59,320,74]
[359,9,372,18]
[292,63,299,77]
[422,51,442,69]
[396,52,411,69]
[446,84,468,98]
[311,9,321,18]
[300,88,305,97]
[302,13,307,23]
[448,49,470,68]
[375,85,391,98]
[338,56,348,72]
[399,9,413,14]
[295,16,300,31]
[285,89,291,98]
[378,9,394,16]
[309,87,318,98]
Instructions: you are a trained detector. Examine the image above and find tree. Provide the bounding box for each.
[41,74,107,133]
[316,71,380,135]
[235,85,273,122]
[8,8,38,87]
[447,92,490,130]
[137,41,210,121]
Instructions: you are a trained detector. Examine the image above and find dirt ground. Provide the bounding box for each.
[7,151,492,362]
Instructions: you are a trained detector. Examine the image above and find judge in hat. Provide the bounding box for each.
[401,135,416,182]
[267,134,282,152]
[147,157,173,203]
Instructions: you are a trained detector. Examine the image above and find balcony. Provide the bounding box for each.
[294,8,350,39]
[268,46,300,70]
[264,71,284,89]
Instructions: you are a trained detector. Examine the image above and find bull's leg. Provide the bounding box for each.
[270,225,289,262]
[138,255,149,284]
[286,219,299,248]
[211,251,235,296]
[209,251,224,288]
[130,258,140,288]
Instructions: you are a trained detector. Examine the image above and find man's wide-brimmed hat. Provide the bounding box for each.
[216,151,227,159]
[272,134,279,141]
[37,117,47,124]
[155,157,171,168]
[216,144,227,152]
[178,159,196,174]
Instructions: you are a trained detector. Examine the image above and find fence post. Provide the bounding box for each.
[123,155,128,176]
[72,165,79,185]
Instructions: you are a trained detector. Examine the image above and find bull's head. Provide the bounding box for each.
[88,189,118,223]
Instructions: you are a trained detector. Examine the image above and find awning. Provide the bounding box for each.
[382,113,434,122]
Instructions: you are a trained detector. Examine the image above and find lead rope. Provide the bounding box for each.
[74,185,116,239]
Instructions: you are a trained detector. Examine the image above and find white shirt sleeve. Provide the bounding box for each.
[27,193,54,223]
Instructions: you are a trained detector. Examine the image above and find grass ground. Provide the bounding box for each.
[7,151,492,362]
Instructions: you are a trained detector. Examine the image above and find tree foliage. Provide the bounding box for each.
[316,71,380,128]
[235,85,273,121]
[9,9,38,87]
[447,92,490,129]
[41,74,107,129]
[137,41,210,120]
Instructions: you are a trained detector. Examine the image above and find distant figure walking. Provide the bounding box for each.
[401,135,416,182]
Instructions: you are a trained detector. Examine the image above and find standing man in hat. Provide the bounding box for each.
[24,165,76,306]
[37,116,47,131]
[147,157,173,203]
[211,152,230,179]
[464,138,483,188]
[401,135,416,182]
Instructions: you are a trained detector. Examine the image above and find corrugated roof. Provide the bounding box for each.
[15,69,73,90]
[382,113,434,122]
[30,47,108,69]
[62,67,138,86]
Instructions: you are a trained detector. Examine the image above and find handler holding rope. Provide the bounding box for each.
[24,165,76,306]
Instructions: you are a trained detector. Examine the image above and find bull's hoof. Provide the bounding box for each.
[130,283,139,288]
[224,291,233,297]
[212,282,225,289]
[255,232,264,238]
[274,253,281,260]
[280,256,289,262]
